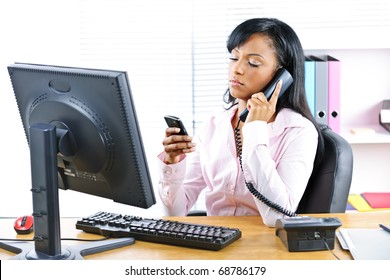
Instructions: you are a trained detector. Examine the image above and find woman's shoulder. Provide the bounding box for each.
[272,108,317,138]
[277,108,315,128]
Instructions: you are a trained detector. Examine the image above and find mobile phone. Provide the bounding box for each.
[239,68,293,122]
[164,115,188,135]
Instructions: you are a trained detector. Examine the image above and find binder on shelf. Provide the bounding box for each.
[348,194,374,212]
[348,194,390,212]
[380,100,390,132]
[361,192,390,208]
[304,56,316,117]
[346,201,356,211]
[324,55,340,134]
[309,56,328,125]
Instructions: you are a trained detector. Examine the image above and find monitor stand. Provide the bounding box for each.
[0,238,134,260]
[0,123,134,260]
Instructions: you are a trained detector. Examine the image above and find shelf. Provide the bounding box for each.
[341,124,390,144]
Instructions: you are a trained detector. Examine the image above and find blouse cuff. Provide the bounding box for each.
[157,152,187,181]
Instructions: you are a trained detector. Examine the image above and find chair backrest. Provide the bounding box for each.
[296,125,353,214]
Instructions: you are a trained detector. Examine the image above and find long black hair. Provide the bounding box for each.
[224,18,324,170]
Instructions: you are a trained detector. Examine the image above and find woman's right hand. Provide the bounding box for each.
[162,127,196,164]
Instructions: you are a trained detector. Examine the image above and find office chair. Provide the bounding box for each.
[296,124,353,213]
[188,124,354,216]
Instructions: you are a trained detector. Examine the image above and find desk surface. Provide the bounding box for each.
[1,212,389,260]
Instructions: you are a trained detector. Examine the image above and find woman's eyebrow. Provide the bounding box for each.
[232,49,264,58]
[232,48,267,61]
[247,53,264,58]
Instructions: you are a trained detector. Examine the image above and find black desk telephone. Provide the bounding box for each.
[239,68,293,122]
[276,216,342,252]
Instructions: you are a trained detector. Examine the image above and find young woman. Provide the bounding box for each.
[158,18,323,227]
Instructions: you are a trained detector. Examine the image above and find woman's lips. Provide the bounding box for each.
[230,79,243,86]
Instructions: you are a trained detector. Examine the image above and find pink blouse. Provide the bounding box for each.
[158,105,318,226]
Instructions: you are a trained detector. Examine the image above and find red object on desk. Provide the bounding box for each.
[361,192,390,208]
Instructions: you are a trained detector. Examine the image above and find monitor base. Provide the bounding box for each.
[0,237,134,260]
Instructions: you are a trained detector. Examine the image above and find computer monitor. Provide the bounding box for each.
[1,63,156,259]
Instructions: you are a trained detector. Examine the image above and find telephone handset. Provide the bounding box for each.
[239,68,293,122]
[234,68,296,217]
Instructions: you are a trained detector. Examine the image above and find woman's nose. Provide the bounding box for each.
[233,60,244,75]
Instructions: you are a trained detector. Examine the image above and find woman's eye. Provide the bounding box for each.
[229,57,261,67]
[248,61,260,67]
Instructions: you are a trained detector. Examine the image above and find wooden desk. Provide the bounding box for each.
[1,212,389,260]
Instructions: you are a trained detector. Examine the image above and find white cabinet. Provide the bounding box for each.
[348,143,390,194]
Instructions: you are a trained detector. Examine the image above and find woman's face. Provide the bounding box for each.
[228,34,279,101]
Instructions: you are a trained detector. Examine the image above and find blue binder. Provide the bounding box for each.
[304,56,316,117]
[309,56,328,125]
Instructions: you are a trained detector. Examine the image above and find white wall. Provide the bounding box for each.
[0,1,161,218]
[0,1,76,217]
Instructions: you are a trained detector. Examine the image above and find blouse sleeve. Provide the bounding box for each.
[157,134,207,216]
[241,120,318,227]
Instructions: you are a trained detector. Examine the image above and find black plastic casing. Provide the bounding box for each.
[275,216,342,252]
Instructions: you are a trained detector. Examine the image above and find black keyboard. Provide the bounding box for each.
[75,211,241,251]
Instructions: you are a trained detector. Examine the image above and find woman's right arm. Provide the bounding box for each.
[158,127,203,216]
